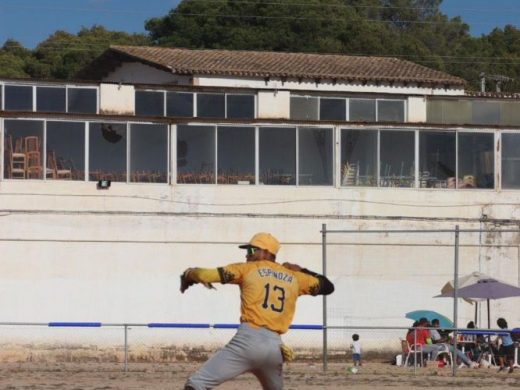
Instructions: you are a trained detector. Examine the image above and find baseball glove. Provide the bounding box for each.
[180,268,195,293]
[180,268,216,293]
[280,343,294,362]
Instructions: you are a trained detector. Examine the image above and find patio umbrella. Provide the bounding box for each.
[405,310,453,329]
[435,277,520,328]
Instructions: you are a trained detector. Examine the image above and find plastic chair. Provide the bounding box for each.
[402,339,424,367]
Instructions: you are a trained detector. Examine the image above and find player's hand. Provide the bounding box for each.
[280,344,294,362]
[282,262,302,272]
[180,268,195,293]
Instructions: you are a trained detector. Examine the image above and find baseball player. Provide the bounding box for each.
[180,232,335,390]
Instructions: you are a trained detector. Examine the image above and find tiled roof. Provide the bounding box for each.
[79,45,466,87]
[465,91,520,99]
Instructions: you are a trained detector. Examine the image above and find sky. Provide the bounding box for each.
[0,0,518,50]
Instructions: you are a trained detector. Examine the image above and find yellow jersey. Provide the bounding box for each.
[211,260,321,334]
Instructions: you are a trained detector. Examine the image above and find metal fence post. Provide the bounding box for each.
[322,223,328,371]
[124,324,129,373]
[452,225,459,377]
[413,327,417,375]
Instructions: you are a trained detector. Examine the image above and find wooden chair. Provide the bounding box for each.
[47,151,72,180]
[25,136,42,179]
[6,136,26,179]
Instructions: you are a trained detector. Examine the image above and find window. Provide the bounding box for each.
[167,92,193,117]
[458,133,494,189]
[227,94,255,119]
[341,129,377,186]
[68,88,97,114]
[89,123,127,182]
[5,85,32,111]
[3,119,44,179]
[378,100,405,122]
[320,98,346,121]
[501,133,520,189]
[177,125,215,184]
[46,121,85,180]
[135,91,164,116]
[349,99,376,122]
[259,127,296,185]
[380,131,415,187]
[197,93,225,118]
[472,101,500,126]
[419,132,456,188]
[298,127,333,185]
[290,96,319,120]
[130,124,169,183]
[37,87,66,113]
[217,126,255,184]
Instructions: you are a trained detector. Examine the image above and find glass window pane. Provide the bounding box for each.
[341,129,377,186]
[3,119,43,179]
[130,124,168,183]
[472,101,500,125]
[226,94,255,119]
[380,131,415,187]
[177,125,215,184]
[259,127,296,185]
[349,99,376,122]
[217,126,255,184]
[320,98,346,121]
[5,85,32,111]
[298,127,333,185]
[135,90,164,116]
[419,132,455,188]
[46,121,85,180]
[89,123,127,182]
[500,102,520,126]
[378,100,405,122]
[444,100,472,125]
[427,100,444,123]
[458,133,494,189]
[290,96,319,120]
[68,88,97,114]
[167,92,193,117]
[37,87,66,112]
[501,133,520,189]
[197,93,225,118]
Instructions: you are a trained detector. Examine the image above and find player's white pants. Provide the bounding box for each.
[185,323,283,390]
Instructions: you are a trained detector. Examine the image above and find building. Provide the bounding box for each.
[1,46,519,351]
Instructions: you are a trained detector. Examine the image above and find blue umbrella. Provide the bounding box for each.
[405,310,453,328]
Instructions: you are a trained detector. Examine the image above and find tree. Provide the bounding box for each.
[32,26,152,79]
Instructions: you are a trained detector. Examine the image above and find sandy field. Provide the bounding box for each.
[0,362,516,390]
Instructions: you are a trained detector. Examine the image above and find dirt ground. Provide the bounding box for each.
[0,362,517,390]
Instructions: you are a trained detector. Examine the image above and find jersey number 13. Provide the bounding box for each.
[262,283,285,313]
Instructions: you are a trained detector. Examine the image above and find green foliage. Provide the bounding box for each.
[0,26,151,80]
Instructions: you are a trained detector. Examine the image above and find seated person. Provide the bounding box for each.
[430,318,478,368]
[496,318,515,374]
[459,321,481,362]
[406,318,446,365]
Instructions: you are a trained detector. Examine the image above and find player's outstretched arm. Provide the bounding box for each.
[282,262,335,295]
[180,268,220,293]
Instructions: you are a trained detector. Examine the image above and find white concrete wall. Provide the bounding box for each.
[99,83,135,115]
[104,62,191,85]
[0,180,519,348]
[407,96,427,122]
[257,90,290,119]
[195,76,464,96]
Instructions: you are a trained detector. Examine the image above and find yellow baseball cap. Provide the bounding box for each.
[239,232,280,255]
